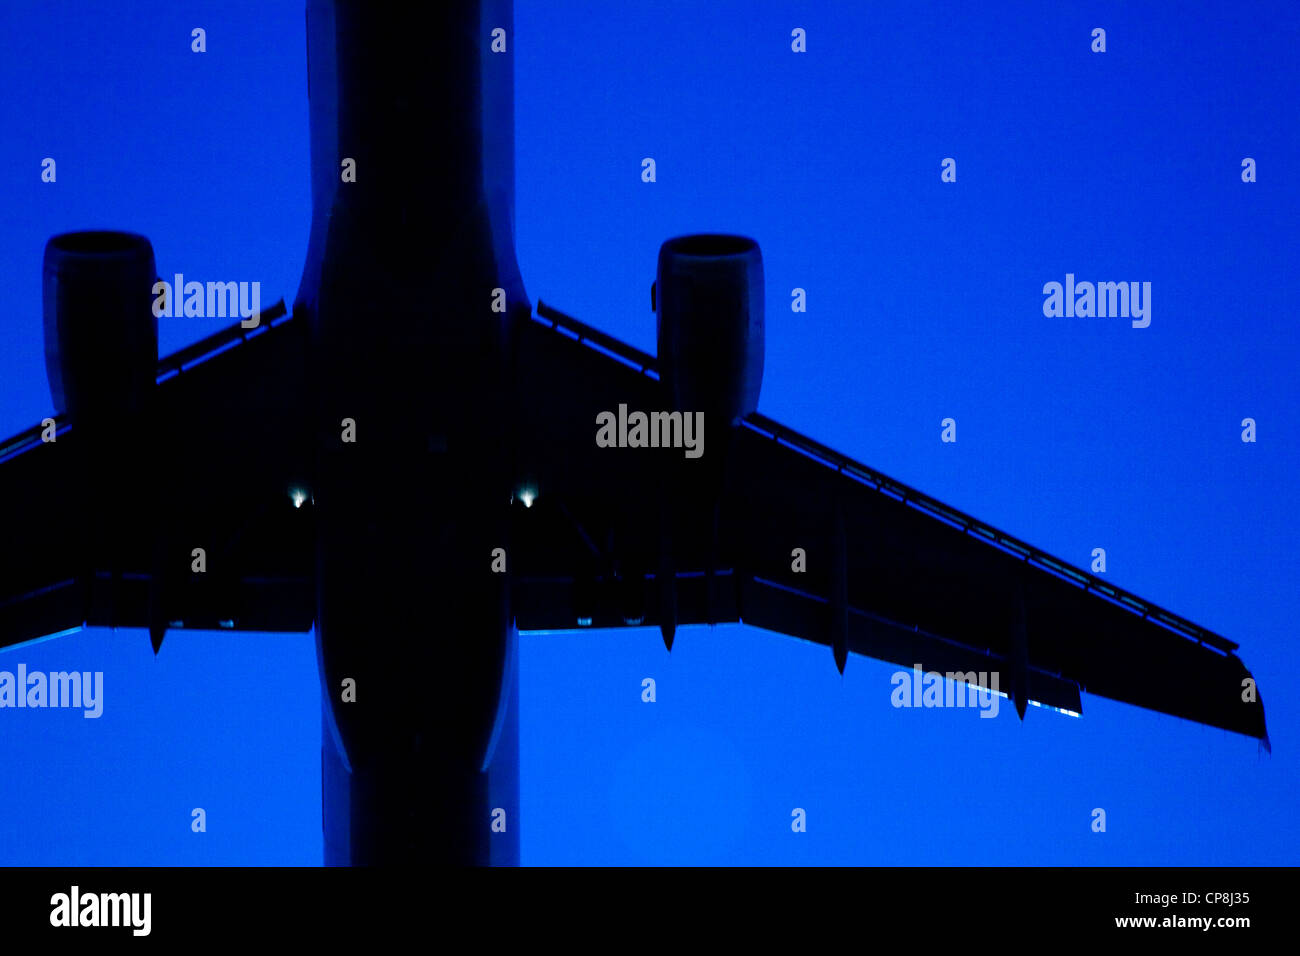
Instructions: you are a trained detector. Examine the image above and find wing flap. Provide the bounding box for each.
[738,574,1083,715]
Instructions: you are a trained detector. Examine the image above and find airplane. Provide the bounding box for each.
[0,0,1269,866]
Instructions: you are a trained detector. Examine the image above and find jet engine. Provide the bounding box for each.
[43,230,159,423]
[655,234,764,428]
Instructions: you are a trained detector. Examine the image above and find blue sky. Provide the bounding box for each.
[1,0,1297,864]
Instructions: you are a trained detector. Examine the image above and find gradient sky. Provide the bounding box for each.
[1,0,1297,865]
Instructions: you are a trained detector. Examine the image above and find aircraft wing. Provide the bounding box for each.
[511,302,1269,745]
[0,301,315,653]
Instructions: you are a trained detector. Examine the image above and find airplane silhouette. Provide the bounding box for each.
[0,0,1269,866]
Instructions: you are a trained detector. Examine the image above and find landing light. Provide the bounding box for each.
[518,489,535,508]
[289,486,311,509]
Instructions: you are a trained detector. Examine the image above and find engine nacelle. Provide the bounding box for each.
[43,230,159,423]
[655,234,764,428]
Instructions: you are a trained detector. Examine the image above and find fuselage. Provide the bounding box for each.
[298,0,526,866]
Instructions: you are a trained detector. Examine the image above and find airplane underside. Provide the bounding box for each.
[0,0,1269,869]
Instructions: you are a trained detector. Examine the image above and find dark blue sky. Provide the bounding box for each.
[1,1,1297,864]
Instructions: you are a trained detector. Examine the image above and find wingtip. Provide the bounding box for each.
[149,624,166,655]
